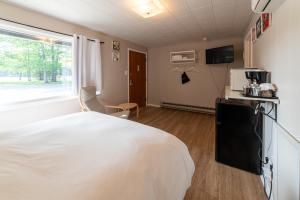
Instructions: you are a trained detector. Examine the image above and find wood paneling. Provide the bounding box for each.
[130,107,266,200]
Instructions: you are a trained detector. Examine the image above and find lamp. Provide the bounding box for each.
[134,0,165,18]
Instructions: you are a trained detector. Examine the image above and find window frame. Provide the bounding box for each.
[0,20,74,106]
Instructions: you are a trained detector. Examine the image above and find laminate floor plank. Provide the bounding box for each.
[130,107,266,200]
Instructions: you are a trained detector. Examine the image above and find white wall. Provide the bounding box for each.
[148,37,244,108]
[245,0,300,199]
[0,98,81,131]
[277,125,300,200]
[0,2,147,130]
[249,0,300,141]
[0,2,147,105]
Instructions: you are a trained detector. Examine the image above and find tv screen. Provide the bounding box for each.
[206,45,234,64]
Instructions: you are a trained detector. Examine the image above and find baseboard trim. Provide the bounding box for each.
[160,101,215,114]
[147,104,161,108]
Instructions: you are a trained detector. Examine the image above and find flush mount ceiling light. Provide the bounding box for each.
[134,0,165,18]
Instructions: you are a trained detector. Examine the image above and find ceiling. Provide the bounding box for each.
[2,0,253,47]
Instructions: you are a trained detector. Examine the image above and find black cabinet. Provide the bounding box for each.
[215,98,263,175]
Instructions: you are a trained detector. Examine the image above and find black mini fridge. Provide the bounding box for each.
[215,98,262,175]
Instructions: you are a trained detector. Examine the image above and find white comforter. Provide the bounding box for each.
[0,112,194,200]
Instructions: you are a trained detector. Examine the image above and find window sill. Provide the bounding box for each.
[0,96,79,112]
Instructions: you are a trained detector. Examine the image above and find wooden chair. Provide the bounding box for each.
[79,86,130,119]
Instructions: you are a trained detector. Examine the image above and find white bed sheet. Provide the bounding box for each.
[0,112,194,200]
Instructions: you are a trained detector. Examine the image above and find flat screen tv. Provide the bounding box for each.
[206,45,234,64]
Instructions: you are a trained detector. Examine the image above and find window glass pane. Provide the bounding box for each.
[0,29,72,104]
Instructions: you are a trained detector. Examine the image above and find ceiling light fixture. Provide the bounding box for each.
[134,0,165,18]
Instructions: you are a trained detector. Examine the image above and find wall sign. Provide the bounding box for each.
[262,13,272,32]
[251,13,272,43]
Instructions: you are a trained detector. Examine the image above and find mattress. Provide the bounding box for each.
[0,112,194,200]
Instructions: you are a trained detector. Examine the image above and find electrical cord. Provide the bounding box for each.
[262,164,273,200]
[255,102,276,123]
[263,106,276,121]
[266,106,274,154]
[262,168,267,196]
[253,104,270,178]
[253,103,274,154]
[264,114,276,121]
[266,103,274,115]
[258,102,276,121]
[268,164,274,200]
[257,103,273,154]
[253,103,274,200]
[258,148,268,165]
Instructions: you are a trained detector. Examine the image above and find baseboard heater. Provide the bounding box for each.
[160,102,215,114]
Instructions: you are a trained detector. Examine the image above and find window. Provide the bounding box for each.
[0,24,73,105]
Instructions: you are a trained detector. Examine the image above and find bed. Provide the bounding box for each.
[0,112,194,200]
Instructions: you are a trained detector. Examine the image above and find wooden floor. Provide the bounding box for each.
[130,107,266,200]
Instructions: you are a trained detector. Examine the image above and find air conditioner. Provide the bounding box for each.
[251,0,286,13]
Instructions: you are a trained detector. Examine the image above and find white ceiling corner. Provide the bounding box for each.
[2,0,253,47]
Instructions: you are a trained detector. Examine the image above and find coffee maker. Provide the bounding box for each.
[243,69,275,97]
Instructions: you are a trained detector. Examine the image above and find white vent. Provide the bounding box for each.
[251,0,286,13]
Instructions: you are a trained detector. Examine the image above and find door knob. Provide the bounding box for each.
[129,79,133,86]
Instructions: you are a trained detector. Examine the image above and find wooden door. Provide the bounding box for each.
[129,50,146,107]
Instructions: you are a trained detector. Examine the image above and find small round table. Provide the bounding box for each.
[118,103,139,118]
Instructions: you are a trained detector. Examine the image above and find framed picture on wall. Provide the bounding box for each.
[112,50,120,62]
[112,40,120,62]
[262,13,272,32]
[256,16,262,39]
[112,40,120,51]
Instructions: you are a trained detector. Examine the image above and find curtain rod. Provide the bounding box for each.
[0,17,105,44]
[0,28,71,46]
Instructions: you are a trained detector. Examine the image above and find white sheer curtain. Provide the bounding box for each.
[72,34,102,95]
